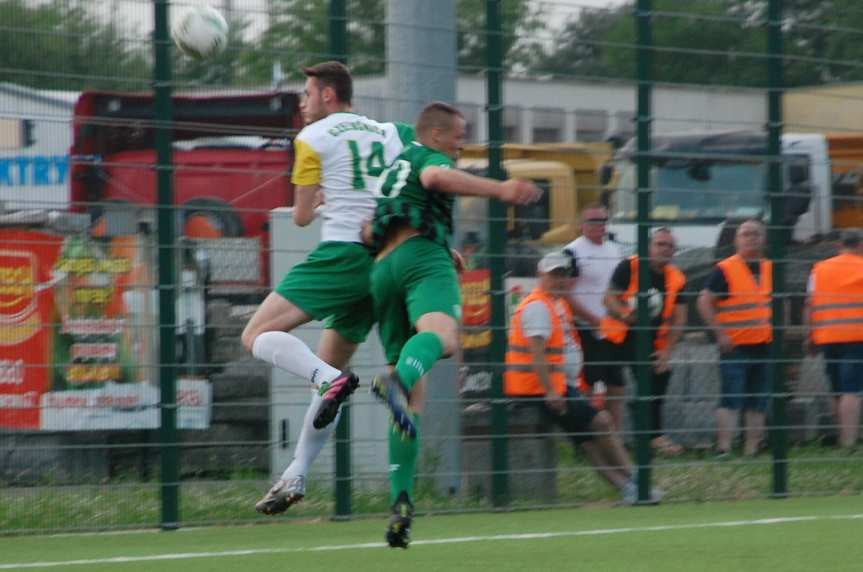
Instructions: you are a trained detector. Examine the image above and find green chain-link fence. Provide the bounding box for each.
[1,0,862,534]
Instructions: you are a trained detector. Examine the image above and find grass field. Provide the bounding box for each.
[1,495,862,571]
[3,445,862,533]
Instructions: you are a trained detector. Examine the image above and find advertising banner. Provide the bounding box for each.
[0,229,62,429]
[459,268,493,401]
[0,228,211,430]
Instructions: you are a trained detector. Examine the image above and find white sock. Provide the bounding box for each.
[252,331,341,387]
[281,389,340,480]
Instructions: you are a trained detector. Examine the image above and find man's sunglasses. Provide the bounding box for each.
[584,218,608,224]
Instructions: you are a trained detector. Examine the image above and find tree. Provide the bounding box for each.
[0,0,149,91]
[537,0,863,88]
[534,3,630,80]
[242,0,386,85]
[242,0,543,85]
[455,0,547,74]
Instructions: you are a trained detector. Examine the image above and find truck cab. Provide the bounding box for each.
[454,142,612,276]
[69,90,303,287]
[605,130,827,254]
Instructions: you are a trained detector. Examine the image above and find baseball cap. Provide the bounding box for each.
[537,250,577,275]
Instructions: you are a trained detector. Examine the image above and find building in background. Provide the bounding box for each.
[352,76,767,145]
[0,83,77,210]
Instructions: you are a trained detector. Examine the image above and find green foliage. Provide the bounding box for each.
[18,0,857,92]
[0,0,149,90]
[243,0,542,84]
[538,0,863,88]
[455,0,547,74]
[243,0,386,85]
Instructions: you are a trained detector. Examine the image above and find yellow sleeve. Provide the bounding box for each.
[291,139,322,185]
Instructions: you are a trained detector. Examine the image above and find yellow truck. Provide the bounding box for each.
[456,142,612,251]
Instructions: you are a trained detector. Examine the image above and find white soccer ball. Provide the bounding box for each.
[171,5,229,59]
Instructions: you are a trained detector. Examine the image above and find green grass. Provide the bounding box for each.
[0,496,862,571]
[1,444,861,533]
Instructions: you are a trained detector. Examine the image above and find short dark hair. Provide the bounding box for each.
[302,61,352,104]
[416,102,463,136]
[580,203,608,223]
[841,228,862,248]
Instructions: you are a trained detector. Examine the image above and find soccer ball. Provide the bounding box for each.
[171,5,229,59]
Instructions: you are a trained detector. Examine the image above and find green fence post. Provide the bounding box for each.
[486,0,509,508]
[329,0,348,62]
[767,0,788,498]
[328,0,352,519]
[634,0,653,503]
[154,0,178,531]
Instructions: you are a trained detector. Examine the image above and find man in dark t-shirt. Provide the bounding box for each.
[603,228,687,456]
[697,219,772,459]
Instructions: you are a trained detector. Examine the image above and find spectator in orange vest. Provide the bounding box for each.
[697,219,772,459]
[601,228,687,457]
[804,229,863,449]
[505,251,660,504]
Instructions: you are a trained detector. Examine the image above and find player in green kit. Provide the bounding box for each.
[368,102,543,548]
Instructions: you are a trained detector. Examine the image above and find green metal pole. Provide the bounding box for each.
[634,0,653,503]
[154,0,178,531]
[329,0,347,62]
[329,0,352,519]
[486,0,509,508]
[767,0,788,498]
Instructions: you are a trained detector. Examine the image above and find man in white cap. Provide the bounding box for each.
[504,251,656,504]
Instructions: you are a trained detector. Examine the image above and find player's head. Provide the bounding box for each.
[416,102,466,161]
[300,61,353,124]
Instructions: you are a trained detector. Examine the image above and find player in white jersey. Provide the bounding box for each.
[241,61,414,515]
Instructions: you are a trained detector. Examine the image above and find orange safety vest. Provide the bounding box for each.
[599,256,686,350]
[715,254,773,345]
[504,287,580,397]
[810,252,863,345]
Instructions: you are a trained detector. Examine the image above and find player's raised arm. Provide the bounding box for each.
[420,167,543,205]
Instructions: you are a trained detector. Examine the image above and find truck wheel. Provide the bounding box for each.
[181,197,244,238]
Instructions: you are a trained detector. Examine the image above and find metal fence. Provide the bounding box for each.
[1,0,862,534]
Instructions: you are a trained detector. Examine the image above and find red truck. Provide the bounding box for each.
[69,90,303,288]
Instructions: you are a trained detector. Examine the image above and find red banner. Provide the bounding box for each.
[460,269,491,326]
[459,269,492,350]
[0,230,62,429]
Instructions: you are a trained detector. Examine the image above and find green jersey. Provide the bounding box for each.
[371,142,455,251]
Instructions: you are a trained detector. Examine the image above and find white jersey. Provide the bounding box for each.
[292,112,413,242]
[565,235,622,336]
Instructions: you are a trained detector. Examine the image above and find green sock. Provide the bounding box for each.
[389,413,421,504]
[395,331,443,391]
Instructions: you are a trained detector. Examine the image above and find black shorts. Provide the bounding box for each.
[578,327,625,388]
[543,386,600,444]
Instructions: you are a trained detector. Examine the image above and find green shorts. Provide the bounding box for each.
[275,241,375,344]
[371,236,462,364]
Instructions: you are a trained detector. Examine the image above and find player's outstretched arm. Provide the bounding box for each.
[420,166,543,205]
